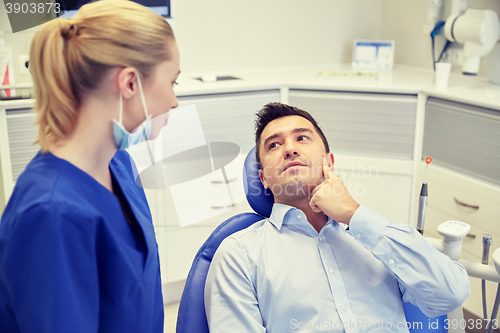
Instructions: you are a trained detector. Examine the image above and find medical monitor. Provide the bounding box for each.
[57,0,171,18]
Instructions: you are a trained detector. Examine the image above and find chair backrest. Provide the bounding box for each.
[176,146,447,333]
[175,212,263,333]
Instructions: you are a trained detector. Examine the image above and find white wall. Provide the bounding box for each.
[173,0,382,73]
[0,0,382,83]
[381,0,500,76]
[4,0,500,82]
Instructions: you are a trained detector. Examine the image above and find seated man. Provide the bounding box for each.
[205,102,470,332]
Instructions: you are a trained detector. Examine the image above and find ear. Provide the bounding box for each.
[326,152,334,168]
[258,169,269,189]
[117,67,138,99]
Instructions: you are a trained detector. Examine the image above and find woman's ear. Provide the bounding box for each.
[117,67,138,99]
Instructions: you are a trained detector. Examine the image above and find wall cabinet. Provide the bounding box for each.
[418,97,500,319]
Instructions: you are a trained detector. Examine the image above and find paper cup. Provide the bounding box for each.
[435,63,452,88]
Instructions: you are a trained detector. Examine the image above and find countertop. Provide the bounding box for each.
[173,64,500,111]
[3,64,500,111]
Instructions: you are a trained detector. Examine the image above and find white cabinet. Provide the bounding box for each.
[419,97,500,319]
[0,100,37,212]
[423,97,500,187]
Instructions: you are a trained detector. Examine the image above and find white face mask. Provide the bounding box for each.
[112,73,152,150]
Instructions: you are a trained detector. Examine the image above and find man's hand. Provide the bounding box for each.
[309,157,360,224]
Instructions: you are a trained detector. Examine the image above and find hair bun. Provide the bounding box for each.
[61,20,78,40]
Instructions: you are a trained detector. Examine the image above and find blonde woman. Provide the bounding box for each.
[0,0,179,331]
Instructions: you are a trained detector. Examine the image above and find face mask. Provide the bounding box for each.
[113,73,152,150]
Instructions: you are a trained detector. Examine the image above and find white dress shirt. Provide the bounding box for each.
[205,204,470,333]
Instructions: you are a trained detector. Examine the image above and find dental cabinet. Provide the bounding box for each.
[1,65,500,316]
[416,97,500,320]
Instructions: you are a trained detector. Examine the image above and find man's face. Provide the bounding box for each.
[258,115,333,202]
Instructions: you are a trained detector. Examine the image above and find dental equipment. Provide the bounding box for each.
[424,226,500,333]
[487,247,500,333]
[427,0,443,27]
[482,235,493,322]
[437,220,471,261]
[417,157,432,235]
[443,0,500,75]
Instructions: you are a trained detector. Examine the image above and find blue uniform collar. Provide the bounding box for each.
[109,153,157,270]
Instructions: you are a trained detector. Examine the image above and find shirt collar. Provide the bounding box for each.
[268,203,297,230]
[268,203,347,236]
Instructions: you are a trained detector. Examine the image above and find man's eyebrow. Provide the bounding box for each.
[262,128,314,149]
[293,128,314,135]
[263,133,281,149]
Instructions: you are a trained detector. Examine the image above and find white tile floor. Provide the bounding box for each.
[164,302,180,333]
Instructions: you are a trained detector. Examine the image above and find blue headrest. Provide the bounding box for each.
[243,146,274,218]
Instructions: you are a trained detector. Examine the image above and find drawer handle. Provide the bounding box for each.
[211,204,236,209]
[454,197,479,210]
[465,233,476,239]
[211,178,238,184]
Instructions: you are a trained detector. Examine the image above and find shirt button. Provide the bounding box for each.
[341,305,347,311]
[356,233,361,239]
[389,259,395,264]
[318,237,323,242]
[297,215,302,219]
[329,268,335,274]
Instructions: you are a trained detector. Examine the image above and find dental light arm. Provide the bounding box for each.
[444,8,500,75]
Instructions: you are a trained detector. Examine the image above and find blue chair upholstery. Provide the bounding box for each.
[176,146,447,333]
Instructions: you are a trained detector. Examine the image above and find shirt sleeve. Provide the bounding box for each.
[204,237,266,333]
[2,202,99,333]
[347,204,470,317]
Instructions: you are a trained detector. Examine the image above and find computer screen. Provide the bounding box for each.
[58,0,171,18]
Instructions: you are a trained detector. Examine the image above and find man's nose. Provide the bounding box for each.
[283,140,299,159]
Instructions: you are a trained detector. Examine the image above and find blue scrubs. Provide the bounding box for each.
[0,150,163,333]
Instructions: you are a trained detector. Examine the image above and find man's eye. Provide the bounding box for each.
[298,135,309,141]
[173,81,178,85]
[269,142,279,149]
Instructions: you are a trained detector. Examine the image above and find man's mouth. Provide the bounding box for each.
[282,161,306,173]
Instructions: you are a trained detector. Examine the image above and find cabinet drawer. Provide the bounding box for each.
[415,164,500,234]
[178,90,280,156]
[289,90,417,159]
[427,180,500,233]
[423,97,500,186]
[6,109,39,182]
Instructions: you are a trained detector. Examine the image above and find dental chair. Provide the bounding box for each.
[176,147,447,333]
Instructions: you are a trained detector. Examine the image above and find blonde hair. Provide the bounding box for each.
[29,0,175,151]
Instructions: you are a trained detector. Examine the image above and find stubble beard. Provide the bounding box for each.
[271,177,318,207]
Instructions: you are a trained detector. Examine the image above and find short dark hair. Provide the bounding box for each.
[255,102,330,169]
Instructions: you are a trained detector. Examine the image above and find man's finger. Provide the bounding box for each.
[311,184,321,196]
[322,157,335,180]
[309,196,322,213]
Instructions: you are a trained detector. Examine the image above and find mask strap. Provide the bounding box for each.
[118,92,123,123]
[136,73,149,118]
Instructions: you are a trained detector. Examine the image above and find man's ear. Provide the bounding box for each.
[258,169,269,189]
[327,152,334,168]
